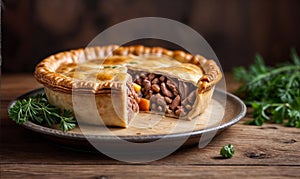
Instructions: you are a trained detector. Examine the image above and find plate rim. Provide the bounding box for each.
[7,88,246,142]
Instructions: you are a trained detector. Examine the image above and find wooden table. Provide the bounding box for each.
[1,74,299,178]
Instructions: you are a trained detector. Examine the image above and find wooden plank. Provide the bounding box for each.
[1,164,299,179]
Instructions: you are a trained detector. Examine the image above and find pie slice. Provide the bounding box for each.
[34,45,222,127]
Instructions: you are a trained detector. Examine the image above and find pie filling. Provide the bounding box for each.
[128,70,197,117]
[126,82,139,120]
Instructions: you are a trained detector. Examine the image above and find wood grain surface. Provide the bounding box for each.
[1,74,300,178]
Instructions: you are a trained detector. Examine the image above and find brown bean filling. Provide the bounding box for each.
[126,82,139,120]
[129,70,197,117]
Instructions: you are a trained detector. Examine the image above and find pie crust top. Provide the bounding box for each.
[34,45,222,94]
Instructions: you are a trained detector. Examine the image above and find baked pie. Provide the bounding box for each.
[34,45,222,127]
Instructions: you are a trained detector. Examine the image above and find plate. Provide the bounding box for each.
[8,88,246,152]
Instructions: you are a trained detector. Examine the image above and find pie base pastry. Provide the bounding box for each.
[34,45,222,127]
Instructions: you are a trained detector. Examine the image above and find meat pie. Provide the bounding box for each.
[34,45,222,127]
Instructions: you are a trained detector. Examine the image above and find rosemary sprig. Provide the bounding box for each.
[9,94,76,132]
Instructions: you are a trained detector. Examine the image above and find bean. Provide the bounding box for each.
[143,79,151,90]
[135,77,142,86]
[166,79,177,92]
[140,73,146,79]
[164,96,172,104]
[152,84,160,93]
[159,76,165,82]
[152,78,159,84]
[134,74,139,80]
[167,78,178,86]
[161,83,174,98]
[148,73,155,81]
[170,95,180,110]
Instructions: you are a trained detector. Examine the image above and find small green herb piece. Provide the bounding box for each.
[220,144,235,158]
[233,48,300,128]
[9,94,76,132]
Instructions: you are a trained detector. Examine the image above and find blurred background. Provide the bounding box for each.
[2,0,300,73]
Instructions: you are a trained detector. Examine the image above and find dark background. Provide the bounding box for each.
[2,0,300,73]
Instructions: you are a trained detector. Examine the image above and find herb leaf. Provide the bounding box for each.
[9,94,76,132]
[220,144,235,158]
[233,49,300,128]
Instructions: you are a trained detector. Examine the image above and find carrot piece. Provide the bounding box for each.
[139,98,150,111]
[133,83,141,93]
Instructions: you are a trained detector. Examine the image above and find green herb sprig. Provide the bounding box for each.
[233,49,300,128]
[9,94,76,132]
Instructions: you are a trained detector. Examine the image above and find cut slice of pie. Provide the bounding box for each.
[34,45,222,127]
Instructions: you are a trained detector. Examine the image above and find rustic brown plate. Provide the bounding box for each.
[8,88,246,152]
